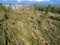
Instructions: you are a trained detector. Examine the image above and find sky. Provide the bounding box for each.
[16,0,50,2]
[0,0,58,2]
[0,0,60,5]
[0,0,50,2]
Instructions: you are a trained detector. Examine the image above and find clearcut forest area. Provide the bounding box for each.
[0,4,60,45]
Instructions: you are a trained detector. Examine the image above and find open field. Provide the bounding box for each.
[0,5,60,45]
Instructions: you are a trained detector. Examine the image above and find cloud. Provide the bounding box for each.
[28,0,50,2]
[16,0,50,2]
[17,0,21,2]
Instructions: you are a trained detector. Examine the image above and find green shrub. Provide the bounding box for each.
[44,5,51,19]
